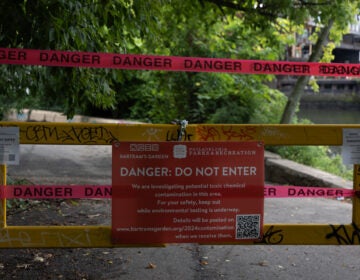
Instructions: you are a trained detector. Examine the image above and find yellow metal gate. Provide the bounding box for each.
[0,122,358,247]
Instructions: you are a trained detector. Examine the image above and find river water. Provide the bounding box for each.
[298,107,360,124]
[297,107,360,160]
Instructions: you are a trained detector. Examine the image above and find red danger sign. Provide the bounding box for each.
[112,142,264,244]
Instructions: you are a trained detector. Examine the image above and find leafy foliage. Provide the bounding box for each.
[272,145,353,180]
[0,0,166,118]
[110,1,291,123]
[0,0,359,126]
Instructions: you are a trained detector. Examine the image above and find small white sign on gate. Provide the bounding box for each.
[0,127,19,165]
[342,128,360,165]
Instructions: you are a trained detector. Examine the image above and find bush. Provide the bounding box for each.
[270,145,352,180]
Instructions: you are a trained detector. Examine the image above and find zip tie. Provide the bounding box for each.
[178,120,188,141]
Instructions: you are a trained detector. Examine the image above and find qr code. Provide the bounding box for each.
[8,154,15,162]
[236,214,261,239]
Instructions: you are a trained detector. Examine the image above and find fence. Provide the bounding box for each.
[0,121,358,247]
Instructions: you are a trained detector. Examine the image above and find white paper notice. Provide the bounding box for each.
[342,128,360,165]
[0,127,19,165]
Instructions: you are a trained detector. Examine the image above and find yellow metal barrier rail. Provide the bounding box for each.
[0,122,359,247]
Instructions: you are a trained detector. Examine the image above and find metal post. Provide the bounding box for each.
[352,165,360,224]
[0,164,6,228]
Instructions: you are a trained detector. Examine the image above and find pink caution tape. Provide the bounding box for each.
[1,48,360,77]
[264,185,354,198]
[0,185,354,199]
[0,185,112,199]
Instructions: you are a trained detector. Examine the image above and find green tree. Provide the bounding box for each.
[280,21,334,124]
[202,1,360,124]
[0,0,295,123]
[118,1,290,123]
[0,0,164,118]
[280,2,359,123]
[2,0,356,125]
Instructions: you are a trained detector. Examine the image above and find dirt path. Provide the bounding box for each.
[1,198,200,279]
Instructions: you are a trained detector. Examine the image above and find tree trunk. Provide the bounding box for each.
[280,19,334,124]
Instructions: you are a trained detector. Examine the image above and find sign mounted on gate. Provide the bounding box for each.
[112,141,264,244]
[0,127,19,165]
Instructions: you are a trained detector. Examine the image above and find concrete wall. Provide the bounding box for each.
[265,151,352,189]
